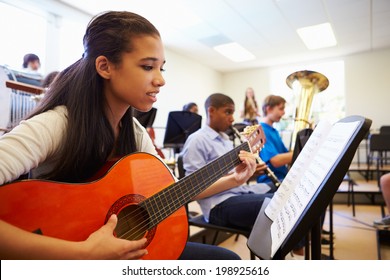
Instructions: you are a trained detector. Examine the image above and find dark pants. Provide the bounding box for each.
[179,242,241,260]
[209,193,274,230]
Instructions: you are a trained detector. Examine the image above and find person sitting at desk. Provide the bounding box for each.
[183,102,199,114]
[14,53,43,86]
[22,53,41,73]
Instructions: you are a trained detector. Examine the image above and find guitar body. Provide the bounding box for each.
[0,153,188,260]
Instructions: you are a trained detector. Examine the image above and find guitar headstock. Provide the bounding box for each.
[240,125,266,154]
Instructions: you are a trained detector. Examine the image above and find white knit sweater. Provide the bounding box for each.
[0,106,159,185]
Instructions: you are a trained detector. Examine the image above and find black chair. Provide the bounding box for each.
[177,155,256,259]
[344,134,387,220]
[379,126,390,164]
[368,134,390,186]
[379,126,390,135]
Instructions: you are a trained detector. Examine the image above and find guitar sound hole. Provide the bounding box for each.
[115,204,150,240]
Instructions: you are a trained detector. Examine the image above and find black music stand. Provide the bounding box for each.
[291,128,313,164]
[163,111,202,153]
[247,115,372,260]
[133,107,157,128]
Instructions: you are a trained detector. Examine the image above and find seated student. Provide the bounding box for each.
[181,93,273,231]
[22,53,41,73]
[17,53,43,86]
[0,11,248,260]
[41,71,60,88]
[256,95,293,185]
[183,102,199,114]
[374,173,390,229]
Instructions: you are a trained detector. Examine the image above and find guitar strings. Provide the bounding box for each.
[113,144,245,235]
[118,131,262,240]
[115,143,249,241]
[115,139,255,241]
[114,140,251,240]
[117,159,236,240]
[117,154,239,240]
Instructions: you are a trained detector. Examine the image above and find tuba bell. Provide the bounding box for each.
[286,70,329,150]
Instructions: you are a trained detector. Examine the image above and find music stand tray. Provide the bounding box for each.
[163,111,202,152]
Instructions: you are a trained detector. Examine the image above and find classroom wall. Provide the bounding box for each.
[344,48,390,131]
[152,49,223,148]
[3,0,389,141]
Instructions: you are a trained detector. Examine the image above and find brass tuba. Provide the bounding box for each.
[286,70,329,150]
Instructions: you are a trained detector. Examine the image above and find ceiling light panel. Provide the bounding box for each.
[297,22,337,50]
[213,42,256,62]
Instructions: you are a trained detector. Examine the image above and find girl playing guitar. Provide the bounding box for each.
[0,11,257,260]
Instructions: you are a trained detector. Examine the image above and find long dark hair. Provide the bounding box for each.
[28,11,160,182]
[243,87,258,118]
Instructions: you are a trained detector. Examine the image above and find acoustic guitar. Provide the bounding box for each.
[0,126,264,259]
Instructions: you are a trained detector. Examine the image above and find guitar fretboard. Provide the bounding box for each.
[140,141,251,228]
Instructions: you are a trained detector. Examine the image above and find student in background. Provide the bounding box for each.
[182,93,272,232]
[18,53,43,86]
[41,71,59,88]
[22,53,41,73]
[240,87,260,125]
[257,95,293,185]
[183,102,199,114]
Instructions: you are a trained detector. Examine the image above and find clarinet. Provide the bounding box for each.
[231,125,281,188]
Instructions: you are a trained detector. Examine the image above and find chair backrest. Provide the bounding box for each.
[177,154,186,179]
[379,126,390,135]
[369,134,390,152]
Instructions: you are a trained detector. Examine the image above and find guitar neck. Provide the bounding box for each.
[141,141,251,228]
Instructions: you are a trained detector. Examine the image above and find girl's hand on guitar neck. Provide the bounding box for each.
[233,150,257,185]
[83,214,148,260]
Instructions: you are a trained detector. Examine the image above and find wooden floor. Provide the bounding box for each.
[188,180,390,260]
[206,204,389,260]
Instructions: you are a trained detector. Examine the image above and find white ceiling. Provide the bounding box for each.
[59,0,390,73]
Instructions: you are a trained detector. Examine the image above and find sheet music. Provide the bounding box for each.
[266,120,360,257]
[264,120,332,221]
